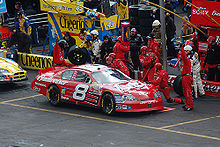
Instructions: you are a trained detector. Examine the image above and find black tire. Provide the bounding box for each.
[173,75,183,96]
[67,46,89,65]
[101,93,115,115]
[47,85,60,106]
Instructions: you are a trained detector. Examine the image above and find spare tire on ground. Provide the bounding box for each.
[173,75,183,96]
[67,45,89,65]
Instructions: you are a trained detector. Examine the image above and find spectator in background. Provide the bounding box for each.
[100,35,115,64]
[203,36,220,81]
[130,28,144,70]
[90,30,102,63]
[7,29,32,53]
[165,12,176,59]
[63,32,76,59]
[165,0,174,19]
[181,16,193,43]
[16,12,32,36]
[183,0,192,19]
[14,1,25,30]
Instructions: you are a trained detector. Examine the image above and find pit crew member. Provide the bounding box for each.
[106,53,130,76]
[91,30,102,63]
[113,36,129,62]
[149,63,183,104]
[139,46,158,81]
[179,45,193,111]
[146,33,160,60]
[53,39,74,67]
[185,44,205,98]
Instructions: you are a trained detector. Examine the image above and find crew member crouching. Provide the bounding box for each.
[149,63,184,104]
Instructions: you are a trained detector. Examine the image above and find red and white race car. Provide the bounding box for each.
[31,64,163,115]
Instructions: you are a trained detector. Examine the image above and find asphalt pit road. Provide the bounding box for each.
[0,82,29,93]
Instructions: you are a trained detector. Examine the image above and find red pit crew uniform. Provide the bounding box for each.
[150,69,182,103]
[112,59,130,76]
[139,52,158,81]
[180,47,193,109]
[53,43,71,67]
[113,41,129,61]
[147,38,160,60]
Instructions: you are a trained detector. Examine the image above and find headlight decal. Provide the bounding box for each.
[154,91,161,99]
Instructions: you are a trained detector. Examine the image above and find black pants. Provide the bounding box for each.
[166,36,176,58]
[216,65,220,82]
[208,66,217,81]
[130,51,142,70]
[18,42,31,53]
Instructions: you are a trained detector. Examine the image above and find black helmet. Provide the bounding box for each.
[64,32,71,37]
[58,39,68,49]
[80,28,86,34]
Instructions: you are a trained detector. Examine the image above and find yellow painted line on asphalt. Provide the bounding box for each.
[1,102,220,141]
[159,107,176,112]
[160,116,218,129]
[0,94,42,103]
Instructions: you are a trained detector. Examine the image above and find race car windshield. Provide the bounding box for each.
[91,69,131,84]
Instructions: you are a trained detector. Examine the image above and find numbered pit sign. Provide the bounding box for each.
[121,21,130,46]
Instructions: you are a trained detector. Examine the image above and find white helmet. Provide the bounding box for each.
[152,20,160,27]
[90,30,99,36]
[184,45,192,51]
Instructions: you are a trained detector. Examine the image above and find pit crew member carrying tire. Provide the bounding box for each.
[149,63,184,104]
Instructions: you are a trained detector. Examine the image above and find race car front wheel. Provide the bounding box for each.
[47,85,60,106]
[101,93,115,115]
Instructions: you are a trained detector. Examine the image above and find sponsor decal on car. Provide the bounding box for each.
[35,82,46,87]
[203,82,220,94]
[61,88,66,95]
[33,86,41,92]
[37,75,68,85]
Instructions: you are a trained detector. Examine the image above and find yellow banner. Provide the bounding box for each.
[48,13,93,44]
[40,0,84,15]
[100,15,119,31]
[117,1,129,21]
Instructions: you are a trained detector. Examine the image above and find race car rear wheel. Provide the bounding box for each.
[101,93,115,115]
[47,85,60,106]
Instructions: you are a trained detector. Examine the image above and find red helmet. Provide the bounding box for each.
[108,53,116,58]
[140,46,148,52]
[117,36,122,42]
[155,63,162,70]
[207,36,216,42]
[131,28,137,32]
[184,40,193,46]
[192,32,197,38]
[106,56,111,62]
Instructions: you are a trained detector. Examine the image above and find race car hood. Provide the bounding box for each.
[104,80,158,100]
[0,58,21,73]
